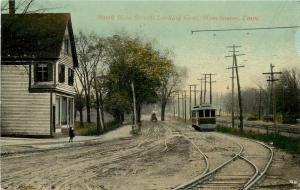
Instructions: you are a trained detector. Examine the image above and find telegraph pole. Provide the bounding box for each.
[177,93,180,119]
[181,91,185,119]
[258,88,262,120]
[201,74,216,105]
[226,45,245,131]
[197,78,205,104]
[189,85,192,119]
[173,96,176,119]
[202,74,209,104]
[208,73,216,104]
[189,84,197,106]
[194,85,197,105]
[263,63,282,132]
[184,90,187,122]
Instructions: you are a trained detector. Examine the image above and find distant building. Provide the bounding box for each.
[1,13,78,136]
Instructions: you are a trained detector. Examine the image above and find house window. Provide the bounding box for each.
[55,96,60,126]
[61,97,68,125]
[68,68,74,86]
[34,63,53,82]
[68,98,74,125]
[64,38,69,55]
[58,64,65,83]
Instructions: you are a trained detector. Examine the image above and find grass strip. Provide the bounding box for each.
[217,125,300,154]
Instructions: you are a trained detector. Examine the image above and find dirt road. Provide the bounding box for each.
[1,120,299,190]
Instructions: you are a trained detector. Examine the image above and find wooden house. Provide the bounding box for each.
[1,13,78,136]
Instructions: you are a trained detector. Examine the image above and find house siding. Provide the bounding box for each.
[55,26,75,95]
[1,65,51,136]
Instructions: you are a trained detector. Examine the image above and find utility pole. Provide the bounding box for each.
[227,64,235,128]
[177,92,180,119]
[209,74,216,105]
[258,88,262,120]
[181,91,185,119]
[173,96,176,119]
[201,74,216,105]
[189,85,192,119]
[263,64,282,133]
[197,78,205,105]
[183,90,187,122]
[207,73,216,105]
[202,74,208,104]
[226,45,245,131]
[189,84,197,106]
[194,85,197,105]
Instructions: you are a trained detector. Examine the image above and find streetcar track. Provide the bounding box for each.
[169,121,274,190]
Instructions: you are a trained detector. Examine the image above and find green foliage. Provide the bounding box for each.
[247,116,258,121]
[74,122,97,136]
[103,34,174,120]
[74,121,122,136]
[276,68,300,124]
[217,125,300,154]
[263,115,273,122]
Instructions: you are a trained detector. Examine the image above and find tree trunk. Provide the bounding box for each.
[131,81,137,129]
[79,108,84,127]
[137,104,141,131]
[99,88,105,130]
[121,112,124,124]
[94,71,101,135]
[161,101,166,121]
[85,93,91,123]
[137,104,141,123]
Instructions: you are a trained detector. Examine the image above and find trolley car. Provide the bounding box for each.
[191,104,216,131]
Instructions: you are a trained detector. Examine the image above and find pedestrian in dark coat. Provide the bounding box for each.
[69,127,75,143]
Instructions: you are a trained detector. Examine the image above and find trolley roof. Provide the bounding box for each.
[192,104,216,111]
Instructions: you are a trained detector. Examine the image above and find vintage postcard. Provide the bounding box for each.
[1,0,300,189]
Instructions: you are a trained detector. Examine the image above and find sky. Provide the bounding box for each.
[5,0,300,93]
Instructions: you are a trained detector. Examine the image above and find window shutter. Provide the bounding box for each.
[34,64,38,82]
[48,64,53,81]
[68,68,74,86]
[58,65,65,83]
[71,70,74,84]
[62,65,65,82]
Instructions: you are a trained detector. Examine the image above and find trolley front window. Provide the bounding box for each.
[199,110,204,118]
[205,110,210,117]
[211,110,215,117]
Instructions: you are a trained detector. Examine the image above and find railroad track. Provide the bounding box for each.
[170,123,273,190]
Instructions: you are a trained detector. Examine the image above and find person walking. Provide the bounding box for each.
[69,127,75,143]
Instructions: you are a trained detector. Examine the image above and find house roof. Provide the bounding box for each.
[1,13,78,67]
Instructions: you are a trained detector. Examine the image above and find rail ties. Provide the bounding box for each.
[243,140,274,190]
[174,133,274,190]
[174,142,244,190]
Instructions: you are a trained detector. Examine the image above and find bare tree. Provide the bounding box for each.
[74,80,84,126]
[75,32,104,123]
[2,0,56,14]
[158,65,187,121]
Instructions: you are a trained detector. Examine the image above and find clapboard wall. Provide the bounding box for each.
[1,65,51,136]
